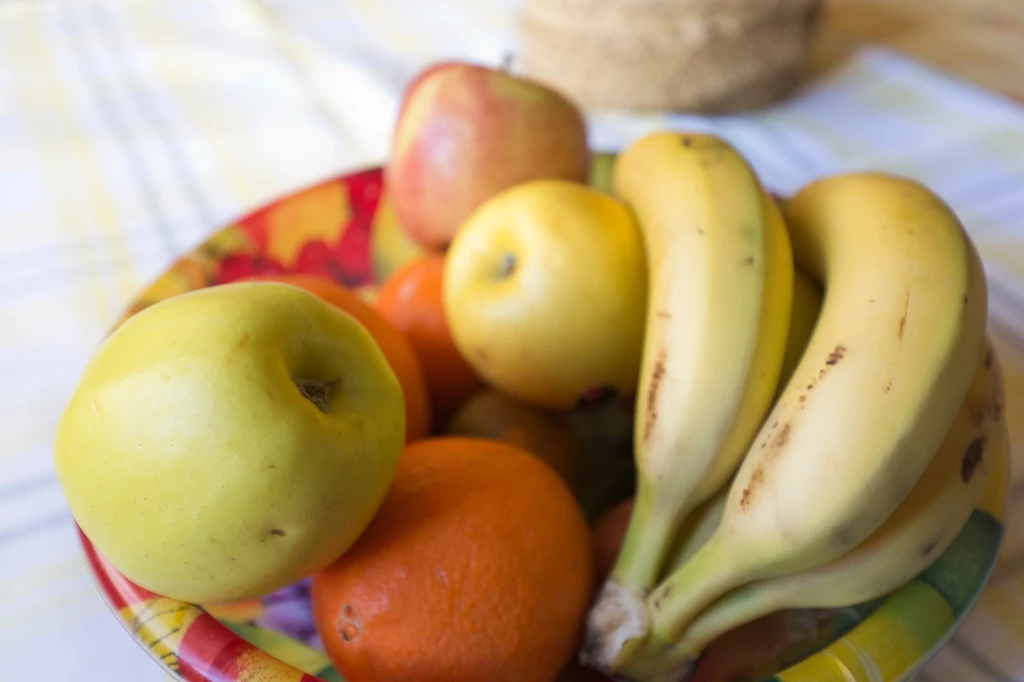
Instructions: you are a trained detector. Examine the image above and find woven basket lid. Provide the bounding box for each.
[519,0,824,113]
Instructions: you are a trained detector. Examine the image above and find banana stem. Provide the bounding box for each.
[612,487,693,592]
[617,635,699,682]
[646,533,749,645]
[615,578,791,682]
[585,504,734,679]
[671,581,792,660]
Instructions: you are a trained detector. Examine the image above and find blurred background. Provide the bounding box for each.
[1,1,1024,680]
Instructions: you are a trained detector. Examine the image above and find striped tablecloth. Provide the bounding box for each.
[2,2,1024,680]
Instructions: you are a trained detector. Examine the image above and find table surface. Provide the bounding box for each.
[3,1,1024,681]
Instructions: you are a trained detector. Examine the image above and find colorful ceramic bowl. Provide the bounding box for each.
[78,166,1009,682]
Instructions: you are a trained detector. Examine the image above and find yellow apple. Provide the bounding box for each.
[54,282,405,604]
[443,179,647,410]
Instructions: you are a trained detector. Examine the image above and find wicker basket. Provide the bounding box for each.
[519,0,824,113]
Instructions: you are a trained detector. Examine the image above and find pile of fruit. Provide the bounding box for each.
[54,58,1006,682]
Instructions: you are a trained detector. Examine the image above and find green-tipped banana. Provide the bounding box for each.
[666,339,1002,667]
[587,172,988,679]
[598,132,794,602]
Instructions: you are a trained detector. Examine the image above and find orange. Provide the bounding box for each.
[246,273,431,442]
[374,254,484,428]
[447,389,579,488]
[311,437,595,682]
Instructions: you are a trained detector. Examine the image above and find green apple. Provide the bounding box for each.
[54,282,405,604]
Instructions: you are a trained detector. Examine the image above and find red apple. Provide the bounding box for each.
[386,60,589,248]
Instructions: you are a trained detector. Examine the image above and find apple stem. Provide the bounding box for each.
[296,378,339,411]
[501,51,514,72]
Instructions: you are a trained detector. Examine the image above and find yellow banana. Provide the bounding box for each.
[600,132,794,600]
[583,131,793,675]
[656,266,821,589]
[586,171,989,679]
[654,265,824,582]
[668,339,1002,665]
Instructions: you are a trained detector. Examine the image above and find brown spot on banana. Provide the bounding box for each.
[743,346,849,511]
[743,418,802,509]
[826,345,846,365]
[961,437,984,483]
[643,349,668,443]
[758,420,778,450]
[740,467,765,510]
[898,290,910,343]
[773,423,791,448]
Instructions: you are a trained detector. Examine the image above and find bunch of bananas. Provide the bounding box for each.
[581,132,1006,681]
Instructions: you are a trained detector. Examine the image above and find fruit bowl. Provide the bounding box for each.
[79,166,1009,682]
